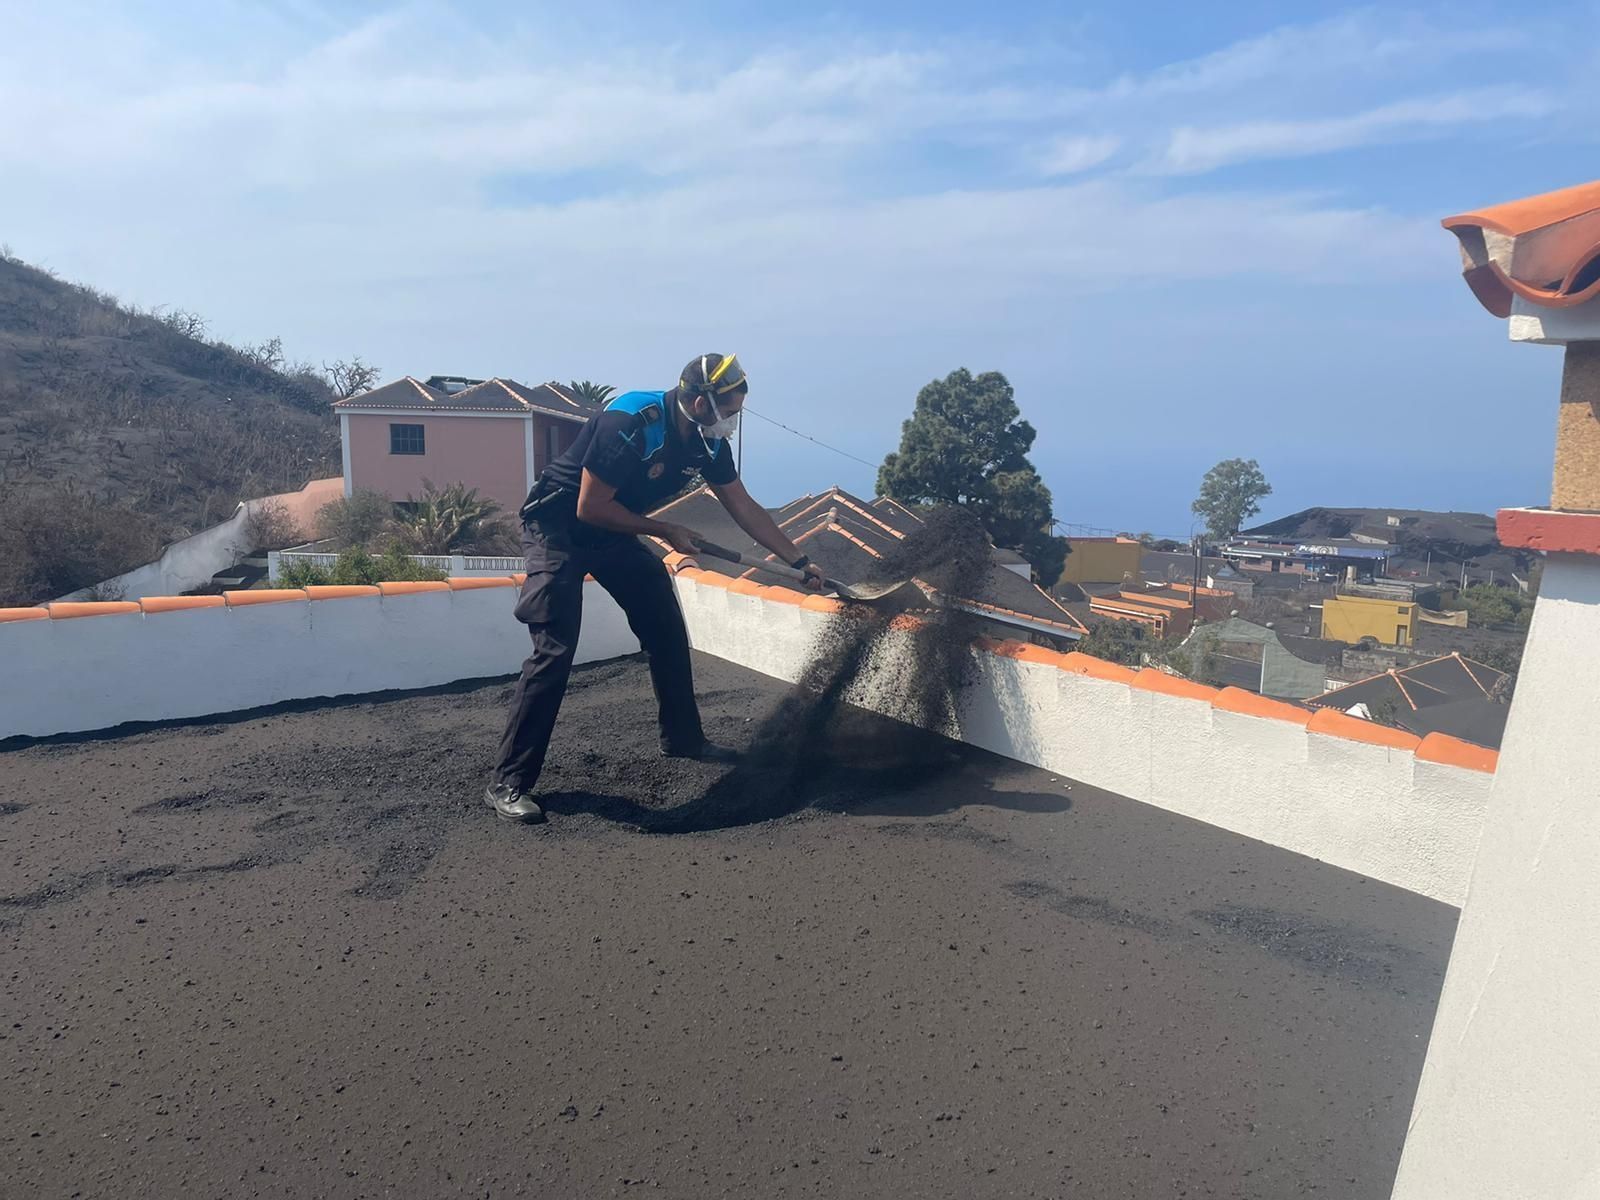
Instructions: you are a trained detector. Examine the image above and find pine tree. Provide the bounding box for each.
[878,368,1068,585]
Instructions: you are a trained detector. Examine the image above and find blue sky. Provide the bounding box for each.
[4,1,1598,536]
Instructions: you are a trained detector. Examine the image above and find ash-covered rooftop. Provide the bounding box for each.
[3,653,1453,1198]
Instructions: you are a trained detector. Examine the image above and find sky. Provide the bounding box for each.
[3,1,1597,537]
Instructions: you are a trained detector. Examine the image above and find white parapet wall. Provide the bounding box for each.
[60,477,347,601]
[1,559,1496,905]
[0,578,637,740]
[667,562,1497,905]
[1392,549,1600,1196]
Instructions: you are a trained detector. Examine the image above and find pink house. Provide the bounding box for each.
[333,376,597,514]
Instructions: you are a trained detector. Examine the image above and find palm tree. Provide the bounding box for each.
[569,380,615,405]
[395,480,503,554]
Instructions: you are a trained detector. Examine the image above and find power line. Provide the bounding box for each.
[742,406,879,471]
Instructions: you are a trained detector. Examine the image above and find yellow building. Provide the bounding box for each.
[1058,536,1144,585]
[1320,592,1420,647]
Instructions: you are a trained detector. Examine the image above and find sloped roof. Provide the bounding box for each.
[1443,180,1600,318]
[331,376,451,410]
[1305,652,1511,748]
[872,496,926,526]
[646,486,1084,638]
[332,376,600,418]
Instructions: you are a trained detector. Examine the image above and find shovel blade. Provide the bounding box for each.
[833,576,923,605]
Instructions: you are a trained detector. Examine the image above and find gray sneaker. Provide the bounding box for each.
[483,782,545,824]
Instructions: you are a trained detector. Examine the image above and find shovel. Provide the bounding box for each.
[690,539,924,605]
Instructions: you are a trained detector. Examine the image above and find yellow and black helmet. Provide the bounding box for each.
[680,353,747,399]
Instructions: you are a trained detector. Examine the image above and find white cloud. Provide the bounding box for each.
[1157,89,1558,174]
[0,4,1577,511]
[1037,135,1121,177]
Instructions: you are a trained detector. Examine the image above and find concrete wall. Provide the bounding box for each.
[1058,537,1144,585]
[1392,551,1600,1196]
[60,478,345,602]
[345,412,532,513]
[3,558,1497,905]
[1320,593,1418,647]
[665,563,1496,905]
[0,578,637,740]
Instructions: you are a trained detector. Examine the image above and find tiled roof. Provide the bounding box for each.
[1442,180,1600,318]
[332,376,601,417]
[1304,652,1511,748]
[645,486,1084,638]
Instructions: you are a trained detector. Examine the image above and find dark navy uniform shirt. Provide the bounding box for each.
[536,390,737,517]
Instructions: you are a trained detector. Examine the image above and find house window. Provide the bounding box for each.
[390,423,425,455]
[546,424,562,464]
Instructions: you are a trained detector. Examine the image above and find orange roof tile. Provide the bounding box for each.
[0,607,50,623]
[447,576,516,591]
[1131,670,1218,702]
[303,585,382,601]
[47,601,142,619]
[1443,180,1600,317]
[375,581,449,596]
[1306,708,1422,751]
[140,595,226,614]
[1056,652,1139,683]
[1210,687,1313,727]
[1416,732,1499,774]
[225,589,308,607]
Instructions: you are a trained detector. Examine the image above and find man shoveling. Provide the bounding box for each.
[486,353,826,824]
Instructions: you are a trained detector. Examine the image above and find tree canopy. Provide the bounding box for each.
[1192,458,1272,541]
[877,368,1068,585]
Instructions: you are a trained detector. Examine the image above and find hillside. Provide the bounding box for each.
[0,253,345,604]
[1242,507,1501,559]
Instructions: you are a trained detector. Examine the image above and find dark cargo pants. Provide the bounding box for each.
[493,518,705,792]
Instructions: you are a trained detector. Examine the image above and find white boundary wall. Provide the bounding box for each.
[1392,552,1600,1196]
[1,564,1495,904]
[671,570,1495,905]
[0,581,636,740]
[60,478,345,601]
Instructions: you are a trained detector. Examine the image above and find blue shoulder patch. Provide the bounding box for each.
[606,390,668,459]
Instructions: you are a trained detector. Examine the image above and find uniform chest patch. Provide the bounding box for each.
[648,462,666,479]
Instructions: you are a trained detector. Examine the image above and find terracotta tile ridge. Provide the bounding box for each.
[780,495,835,528]
[1390,673,1422,712]
[1210,687,1313,727]
[375,581,449,595]
[45,600,144,619]
[140,595,226,613]
[649,485,715,519]
[825,523,884,557]
[759,585,809,607]
[1131,669,1218,702]
[303,585,381,600]
[538,381,587,410]
[947,592,1081,634]
[224,589,309,607]
[1306,707,1421,752]
[727,577,765,596]
[1416,732,1499,774]
[0,606,51,623]
[448,576,517,590]
[1024,580,1080,624]
[1441,180,1600,237]
[1457,656,1500,697]
[489,378,533,410]
[830,494,905,539]
[1056,651,1139,683]
[982,638,1073,668]
[1308,666,1397,704]
[800,593,845,613]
